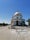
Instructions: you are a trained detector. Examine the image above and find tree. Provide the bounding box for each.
[22,21,25,26]
[27,19,30,26]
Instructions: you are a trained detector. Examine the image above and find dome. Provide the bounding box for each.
[14,12,21,16]
[12,12,23,20]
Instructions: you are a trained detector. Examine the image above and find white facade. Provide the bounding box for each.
[25,21,29,25]
[11,12,25,26]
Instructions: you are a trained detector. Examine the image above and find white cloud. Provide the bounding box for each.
[0,18,11,24]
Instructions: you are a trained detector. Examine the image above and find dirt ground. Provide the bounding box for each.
[0,26,30,40]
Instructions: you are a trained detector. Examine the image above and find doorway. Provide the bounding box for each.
[16,21,18,26]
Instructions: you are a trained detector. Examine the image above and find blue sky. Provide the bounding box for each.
[0,0,30,24]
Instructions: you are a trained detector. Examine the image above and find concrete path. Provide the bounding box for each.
[0,27,30,40]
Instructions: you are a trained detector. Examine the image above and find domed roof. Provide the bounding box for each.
[14,12,21,16]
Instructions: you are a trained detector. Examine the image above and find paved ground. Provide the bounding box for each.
[0,26,30,40]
